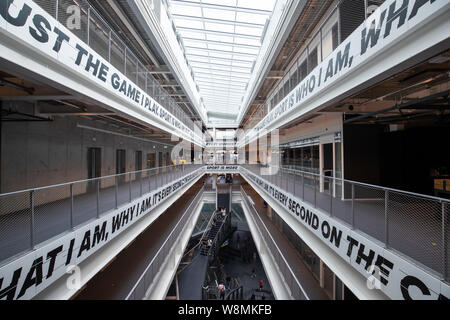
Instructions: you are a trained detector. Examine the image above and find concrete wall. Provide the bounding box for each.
[279,113,343,145]
[343,124,384,185]
[1,101,173,194]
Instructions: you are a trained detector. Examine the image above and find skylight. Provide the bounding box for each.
[167,0,277,126]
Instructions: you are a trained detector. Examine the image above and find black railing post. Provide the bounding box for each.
[70,184,74,230]
[96,179,100,218]
[30,190,35,250]
[384,190,389,248]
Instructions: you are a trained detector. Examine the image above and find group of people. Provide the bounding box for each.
[211,207,227,226]
[217,207,227,220]
[201,208,228,253]
[217,275,237,300]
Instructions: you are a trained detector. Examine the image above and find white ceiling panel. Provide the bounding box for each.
[167,0,277,126]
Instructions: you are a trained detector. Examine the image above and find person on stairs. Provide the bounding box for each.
[218,282,226,300]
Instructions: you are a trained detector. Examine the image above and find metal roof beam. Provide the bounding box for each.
[177,26,261,40]
[201,89,245,95]
[197,79,247,86]
[189,60,251,71]
[203,96,242,101]
[181,37,261,49]
[159,80,180,87]
[192,67,251,77]
[185,53,254,65]
[0,95,77,101]
[200,92,245,98]
[197,84,247,91]
[185,46,258,58]
[206,105,240,110]
[194,72,250,82]
[38,111,116,116]
[202,91,244,98]
[195,79,248,86]
[199,86,246,92]
[200,90,246,96]
[172,14,266,29]
[148,65,172,74]
[195,76,248,83]
[170,0,273,15]
[203,100,242,105]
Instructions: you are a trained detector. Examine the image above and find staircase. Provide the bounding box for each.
[202,264,244,300]
[177,210,232,300]
[200,213,229,257]
[225,286,244,300]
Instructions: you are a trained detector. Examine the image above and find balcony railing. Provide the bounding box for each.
[241,186,310,300]
[243,3,341,132]
[0,164,203,264]
[31,0,202,134]
[243,0,387,132]
[125,185,204,300]
[241,164,449,281]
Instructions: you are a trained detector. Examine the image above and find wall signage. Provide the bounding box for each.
[0,0,203,145]
[241,0,449,145]
[206,165,239,172]
[240,167,449,300]
[0,168,204,300]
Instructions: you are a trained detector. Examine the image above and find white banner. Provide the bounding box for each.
[240,167,449,300]
[240,0,450,146]
[206,165,239,173]
[0,0,203,146]
[0,168,204,300]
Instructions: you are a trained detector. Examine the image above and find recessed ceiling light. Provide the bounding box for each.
[429,55,450,64]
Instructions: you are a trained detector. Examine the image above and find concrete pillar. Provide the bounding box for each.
[267,206,273,219]
[320,259,325,288]
[319,144,324,193]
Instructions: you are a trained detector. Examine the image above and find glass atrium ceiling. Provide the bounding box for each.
[166,0,277,125]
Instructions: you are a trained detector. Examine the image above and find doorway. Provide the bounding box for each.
[166,152,170,166]
[322,143,333,193]
[116,149,126,182]
[135,150,142,180]
[87,147,101,191]
[158,152,163,167]
[88,147,101,179]
[146,153,156,169]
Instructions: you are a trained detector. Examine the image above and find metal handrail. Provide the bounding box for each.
[203,210,220,239]
[125,185,204,300]
[206,214,230,257]
[244,163,450,203]
[29,0,203,135]
[231,209,244,222]
[196,211,215,232]
[225,285,244,300]
[0,164,205,265]
[0,164,198,197]
[180,210,228,273]
[241,163,449,281]
[178,210,217,274]
[180,243,201,262]
[177,241,205,275]
[241,186,310,300]
[243,2,342,132]
[177,245,202,275]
